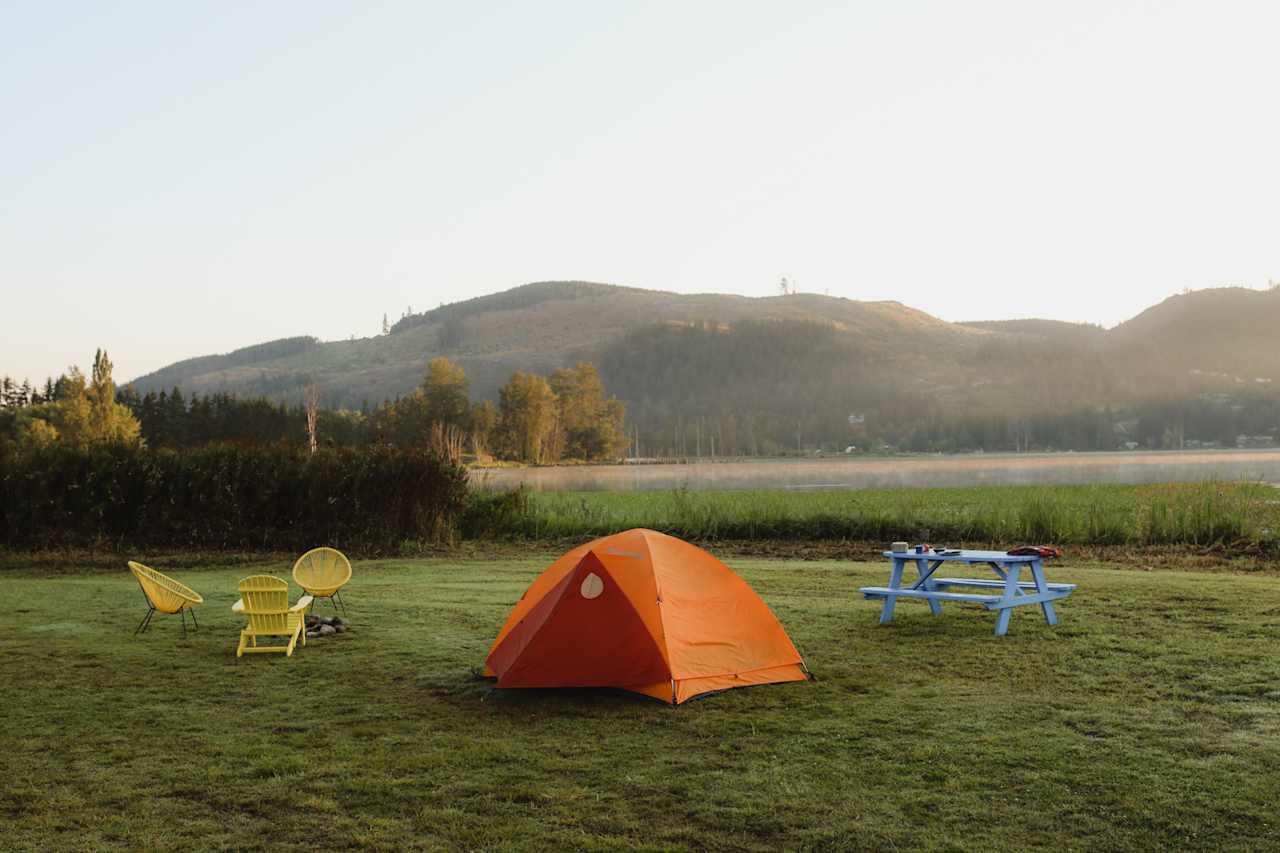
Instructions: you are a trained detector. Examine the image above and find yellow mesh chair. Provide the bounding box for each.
[233,575,313,658]
[128,561,204,638]
[292,547,352,616]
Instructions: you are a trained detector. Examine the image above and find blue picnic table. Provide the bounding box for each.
[860,550,1076,636]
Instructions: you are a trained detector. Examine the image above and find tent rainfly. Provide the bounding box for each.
[483,528,808,704]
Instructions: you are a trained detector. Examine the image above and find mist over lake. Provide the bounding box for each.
[474,449,1280,492]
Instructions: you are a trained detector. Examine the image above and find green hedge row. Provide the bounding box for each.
[0,445,469,553]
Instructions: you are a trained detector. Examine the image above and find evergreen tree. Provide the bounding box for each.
[52,374,73,401]
[166,387,188,445]
[116,383,141,412]
[384,392,431,447]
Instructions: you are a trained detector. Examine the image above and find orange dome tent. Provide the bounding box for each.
[483,528,808,704]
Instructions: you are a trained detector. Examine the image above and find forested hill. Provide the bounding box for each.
[130,336,323,393]
[128,281,983,406]
[125,282,1280,452]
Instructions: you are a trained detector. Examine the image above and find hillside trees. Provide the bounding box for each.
[597,317,1271,455]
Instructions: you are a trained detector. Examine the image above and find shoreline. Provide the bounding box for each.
[471,448,1280,492]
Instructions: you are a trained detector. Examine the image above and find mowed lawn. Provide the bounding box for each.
[3,555,1279,851]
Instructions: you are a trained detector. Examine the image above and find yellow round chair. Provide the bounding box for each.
[128,561,204,638]
[291,547,352,615]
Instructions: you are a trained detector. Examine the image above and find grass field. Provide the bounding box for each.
[500,482,1280,551]
[4,554,1279,850]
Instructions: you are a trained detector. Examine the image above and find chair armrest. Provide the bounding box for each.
[290,595,314,612]
[231,598,244,613]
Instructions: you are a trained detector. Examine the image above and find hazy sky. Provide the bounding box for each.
[3,1,1278,384]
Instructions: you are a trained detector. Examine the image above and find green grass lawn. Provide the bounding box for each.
[3,554,1279,851]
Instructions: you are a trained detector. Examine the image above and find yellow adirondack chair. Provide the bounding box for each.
[292,547,352,616]
[233,576,313,658]
[128,561,204,638]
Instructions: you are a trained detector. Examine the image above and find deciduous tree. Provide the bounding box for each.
[422,357,470,429]
[50,351,142,447]
[469,399,498,458]
[549,362,627,461]
[497,372,558,463]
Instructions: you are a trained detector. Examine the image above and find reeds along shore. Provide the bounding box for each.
[490,482,1278,549]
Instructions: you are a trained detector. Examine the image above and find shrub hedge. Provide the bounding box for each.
[0,444,469,553]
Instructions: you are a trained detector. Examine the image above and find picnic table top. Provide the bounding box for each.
[881,549,1046,562]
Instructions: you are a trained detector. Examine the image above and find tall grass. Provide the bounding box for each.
[492,482,1279,548]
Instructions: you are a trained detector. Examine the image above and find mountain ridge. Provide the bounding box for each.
[128,282,1280,411]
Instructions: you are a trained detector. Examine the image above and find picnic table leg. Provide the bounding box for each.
[916,558,943,616]
[880,558,905,624]
[1029,558,1059,626]
[993,561,1022,636]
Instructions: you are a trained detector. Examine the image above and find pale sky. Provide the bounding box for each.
[3,1,1277,384]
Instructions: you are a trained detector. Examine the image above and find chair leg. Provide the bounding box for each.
[180,607,188,639]
[334,589,347,617]
[189,608,199,631]
[134,606,155,635]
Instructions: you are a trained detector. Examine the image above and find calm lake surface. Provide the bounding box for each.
[472,449,1280,492]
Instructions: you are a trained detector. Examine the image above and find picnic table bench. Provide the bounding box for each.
[860,550,1076,636]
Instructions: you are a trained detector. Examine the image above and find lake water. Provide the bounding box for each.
[472,449,1280,492]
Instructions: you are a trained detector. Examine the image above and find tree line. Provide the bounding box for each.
[1,352,628,464]
[368,358,627,463]
[6,336,1275,461]
[0,350,142,452]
